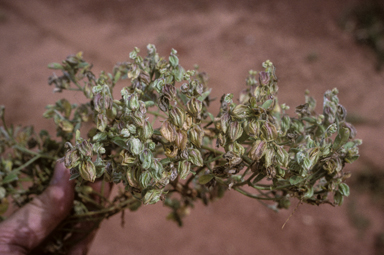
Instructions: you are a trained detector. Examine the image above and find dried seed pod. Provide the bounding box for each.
[169,107,185,128]
[175,129,188,150]
[189,125,204,148]
[160,120,177,142]
[178,160,191,179]
[228,121,243,142]
[120,150,136,165]
[188,148,203,167]
[248,140,267,161]
[79,160,97,182]
[128,138,143,155]
[186,98,202,119]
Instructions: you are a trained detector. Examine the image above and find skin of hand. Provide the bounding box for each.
[0,162,110,255]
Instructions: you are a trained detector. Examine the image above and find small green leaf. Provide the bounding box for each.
[169,55,179,67]
[3,172,18,184]
[261,99,273,109]
[304,186,314,199]
[198,174,214,185]
[334,190,344,206]
[338,183,350,197]
[333,127,350,150]
[47,62,64,70]
[197,88,212,102]
[289,176,303,185]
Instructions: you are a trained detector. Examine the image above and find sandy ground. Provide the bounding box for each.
[1,0,384,254]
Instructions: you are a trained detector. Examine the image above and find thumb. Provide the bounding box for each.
[0,162,75,254]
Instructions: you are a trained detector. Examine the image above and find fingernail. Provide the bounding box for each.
[50,162,71,186]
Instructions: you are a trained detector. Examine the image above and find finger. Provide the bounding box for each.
[0,162,75,254]
[67,180,113,255]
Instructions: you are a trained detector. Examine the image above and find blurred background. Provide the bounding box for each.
[1,0,384,254]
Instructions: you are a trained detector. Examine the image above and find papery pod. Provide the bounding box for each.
[175,129,188,150]
[307,147,321,166]
[261,121,277,141]
[158,95,169,112]
[216,133,226,147]
[126,167,140,188]
[127,124,137,135]
[128,138,143,155]
[220,112,230,134]
[226,142,245,157]
[232,104,250,119]
[79,160,97,182]
[160,120,177,142]
[223,151,242,166]
[228,121,243,142]
[274,145,289,167]
[140,149,153,170]
[150,159,164,179]
[259,71,270,86]
[186,98,202,118]
[189,125,204,148]
[248,140,267,161]
[96,114,108,132]
[139,119,153,140]
[323,157,342,174]
[162,84,176,99]
[345,147,359,163]
[64,149,80,169]
[183,113,193,130]
[120,128,130,138]
[343,122,357,139]
[142,188,163,205]
[264,146,275,168]
[138,101,147,115]
[78,140,93,157]
[245,119,260,137]
[178,160,191,179]
[239,89,250,104]
[131,111,145,127]
[188,148,204,167]
[164,144,178,158]
[139,171,152,189]
[336,104,347,122]
[120,150,136,165]
[169,107,185,128]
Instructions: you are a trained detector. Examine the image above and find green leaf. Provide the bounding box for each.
[198,174,214,185]
[261,99,273,109]
[304,186,314,199]
[197,88,212,102]
[334,190,344,206]
[338,183,350,197]
[169,55,179,67]
[160,157,171,166]
[289,176,303,185]
[207,112,215,121]
[3,172,18,184]
[111,137,129,150]
[47,62,64,70]
[333,127,350,150]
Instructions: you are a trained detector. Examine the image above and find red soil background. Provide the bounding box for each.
[1,0,384,254]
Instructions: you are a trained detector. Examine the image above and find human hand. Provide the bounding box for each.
[0,162,108,255]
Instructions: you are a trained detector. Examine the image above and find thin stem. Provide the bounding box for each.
[11,155,41,174]
[233,187,278,200]
[13,145,57,160]
[201,145,224,155]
